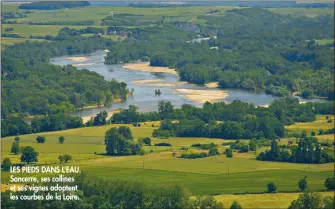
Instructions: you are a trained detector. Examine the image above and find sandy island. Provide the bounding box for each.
[205,82,219,88]
[123,62,177,75]
[67,57,88,62]
[174,88,228,104]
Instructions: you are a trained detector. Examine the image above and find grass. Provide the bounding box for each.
[215,191,334,208]
[1,37,48,50]
[1,3,21,13]
[316,39,334,45]
[3,6,236,25]
[268,8,334,17]
[2,24,91,38]
[285,115,334,135]
[1,121,334,196]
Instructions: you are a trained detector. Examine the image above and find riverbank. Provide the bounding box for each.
[123,62,178,75]
[81,108,122,123]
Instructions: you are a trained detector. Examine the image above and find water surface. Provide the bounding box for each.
[50,50,323,118]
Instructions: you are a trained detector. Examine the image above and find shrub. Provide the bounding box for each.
[180,153,208,159]
[58,154,72,163]
[191,143,202,147]
[2,158,12,171]
[154,142,171,147]
[141,137,151,145]
[36,136,46,143]
[226,148,233,158]
[267,182,277,193]
[298,178,307,191]
[200,143,217,150]
[324,177,335,190]
[58,136,65,144]
[14,136,20,142]
[11,142,20,155]
[230,201,242,209]
[152,129,170,139]
[208,147,219,156]
[311,131,316,136]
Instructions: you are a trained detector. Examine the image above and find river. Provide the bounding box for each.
[50,50,325,118]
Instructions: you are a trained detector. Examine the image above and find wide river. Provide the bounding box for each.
[50,50,324,118]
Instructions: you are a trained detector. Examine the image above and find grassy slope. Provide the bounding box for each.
[268,7,334,17]
[285,115,334,142]
[2,5,235,25]
[1,117,334,195]
[2,24,92,38]
[215,191,334,208]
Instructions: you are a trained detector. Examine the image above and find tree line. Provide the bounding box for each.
[111,97,333,140]
[257,137,334,164]
[18,1,90,10]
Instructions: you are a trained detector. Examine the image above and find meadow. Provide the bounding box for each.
[3,6,236,25]
[2,24,91,38]
[1,116,334,197]
[215,191,334,208]
[267,7,334,17]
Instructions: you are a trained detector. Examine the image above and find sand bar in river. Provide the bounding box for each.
[174,88,228,104]
[123,62,177,75]
[67,57,89,61]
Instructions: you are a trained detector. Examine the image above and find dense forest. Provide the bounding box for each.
[1,28,129,119]
[105,8,334,99]
[18,1,90,10]
[111,97,334,139]
[1,27,130,136]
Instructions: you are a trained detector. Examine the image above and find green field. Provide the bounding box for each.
[215,191,334,208]
[2,5,236,25]
[2,24,91,38]
[1,37,48,49]
[1,119,334,196]
[268,8,334,17]
[286,115,334,137]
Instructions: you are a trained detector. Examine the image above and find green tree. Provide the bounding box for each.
[230,201,242,209]
[226,148,233,158]
[208,147,219,156]
[288,192,323,209]
[58,155,65,164]
[36,136,46,143]
[118,126,133,140]
[20,146,38,164]
[2,158,12,171]
[11,142,20,155]
[14,136,20,142]
[298,178,308,191]
[192,196,224,209]
[323,196,335,209]
[141,137,151,145]
[324,178,335,190]
[105,127,141,156]
[59,154,72,163]
[267,182,277,193]
[58,136,65,144]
